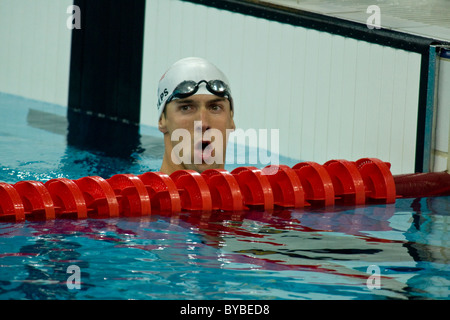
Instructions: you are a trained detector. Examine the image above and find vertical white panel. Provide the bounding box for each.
[301,29,320,161]
[313,32,332,164]
[434,57,450,150]
[42,2,59,103]
[277,24,296,158]
[55,1,72,106]
[225,9,246,121]
[352,41,370,159]
[265,21,288,155]
[178,1,195,57]
[2,0,20,95]
[288,25,306,161]
[389,49,409,172]
[433,56,450,171]
[339,37,358,159]
[205,7,228,63]
[364,43,383,157]
[264,20,281,131]
[326,34,345,160]
[140,0,158,125]
[31,1,47,101]
[402,52,421,172]
[0,0,72,106]
[192,3,208,58]
[160,0,178,65]
[0,0,9,91]
[377,46,396,162]
[240,15,269,135]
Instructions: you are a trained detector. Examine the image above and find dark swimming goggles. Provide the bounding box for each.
[166,80,232,105]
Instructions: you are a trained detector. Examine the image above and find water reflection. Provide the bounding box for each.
[24,107,164,179]
[67,109,144,159]
[162,199,449,299]
[0,222,91,299]
[0,196,449,299]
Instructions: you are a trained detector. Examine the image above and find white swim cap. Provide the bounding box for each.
[157,57,232,121]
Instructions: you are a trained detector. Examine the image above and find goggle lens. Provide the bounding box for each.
[168,80,231,103]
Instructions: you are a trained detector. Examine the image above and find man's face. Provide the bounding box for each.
[159,94,235,173]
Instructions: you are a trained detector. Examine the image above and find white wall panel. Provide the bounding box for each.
[433,55,450,171]
[0,0,72,106]
[403,53,422,171]
[327,35,345,160]
[141,0,422,174]
[288,26,307,161]
[338,37,358,159]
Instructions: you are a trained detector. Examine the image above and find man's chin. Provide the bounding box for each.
[187,162,224,174]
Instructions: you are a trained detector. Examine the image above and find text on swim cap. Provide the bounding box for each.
[158,88,169,107]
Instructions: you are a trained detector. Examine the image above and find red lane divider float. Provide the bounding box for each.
[170,170,212,211]
[356,158,396,204]
[108,174,151,217]
[231,166,274,210]
[45,178,87,219]
[0,182,25,221]
[74,176,119,218]
[292,161,335,206]
[139,171,181,214]
[262,165,305,208]
[323,159,366,205]
[201,169,244,211]
[0,157,401,222]
[14,181,55,220]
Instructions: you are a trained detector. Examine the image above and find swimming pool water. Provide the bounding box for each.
[0,198,448,300]
[0,93,449,300]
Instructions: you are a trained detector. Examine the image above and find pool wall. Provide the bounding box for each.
[0,0,449,175]
[0,0,72,107]
[432,50,450,171]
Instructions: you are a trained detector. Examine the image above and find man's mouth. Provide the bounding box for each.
[201,141,211,151]
[194,140,212,162]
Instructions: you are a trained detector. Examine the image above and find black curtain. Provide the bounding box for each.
[68,0,146,124]
[67,0,146,158]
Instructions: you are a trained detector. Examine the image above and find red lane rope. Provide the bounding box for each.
[393,172,450,198]
[1,157,449,222]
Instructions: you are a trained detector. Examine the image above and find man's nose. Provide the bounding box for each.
[197,107,210,132]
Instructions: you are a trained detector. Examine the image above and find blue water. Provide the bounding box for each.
[0,93,449,300]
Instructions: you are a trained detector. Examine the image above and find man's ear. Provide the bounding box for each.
[158,112,168,134]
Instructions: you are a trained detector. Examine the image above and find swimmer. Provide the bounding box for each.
[157,57,235,174]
